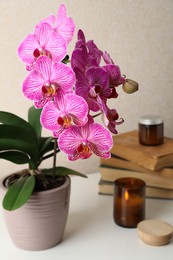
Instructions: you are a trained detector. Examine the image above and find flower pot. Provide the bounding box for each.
[0,175,71,251]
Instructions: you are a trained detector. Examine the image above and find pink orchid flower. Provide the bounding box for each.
[22,56,75,108]
[40,92,88,137]
[58,118,113,161]
[40,4,75,44]
[18,22,67,71]
[58,117,113,160]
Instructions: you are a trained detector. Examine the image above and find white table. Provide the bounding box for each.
[0,173,173,260]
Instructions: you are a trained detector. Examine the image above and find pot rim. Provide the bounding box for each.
[0,173,71,195]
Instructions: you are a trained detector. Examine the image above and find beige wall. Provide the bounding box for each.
[0,0,173,175]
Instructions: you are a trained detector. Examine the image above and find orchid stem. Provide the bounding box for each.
[92,112,102,118]
[53,138,57,179]
[42,149,60,161]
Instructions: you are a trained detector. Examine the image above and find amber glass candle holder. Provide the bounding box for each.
[138,115,164,146]
[113,178,146,228]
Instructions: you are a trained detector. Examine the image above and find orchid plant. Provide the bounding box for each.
[1,4,138,211]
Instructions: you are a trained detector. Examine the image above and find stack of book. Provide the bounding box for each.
[98,130,173,199]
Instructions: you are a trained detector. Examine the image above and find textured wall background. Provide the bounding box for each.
[0,0,173,175]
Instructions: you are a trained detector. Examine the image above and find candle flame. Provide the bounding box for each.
[125,190,129,201]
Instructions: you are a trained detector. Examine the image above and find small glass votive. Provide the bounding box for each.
[113,177,146,228]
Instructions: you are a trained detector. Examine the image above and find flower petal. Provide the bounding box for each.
[57,16,75,44]
[55,4,75,43]
[71,45,88,71]
[34,98,52,108]
[46,31,67,62]
[102,51,114,64]
[40,101,61,132]
[102,64,125,86]
[88,98,100,112]
[68,154,81,161]
[87,40,102,65]
[85,66,111,102]
[35,23,52,47]
[88,123,113,152]
[77,29,86,43]
[85,67,109,89]
[58,126,82,155]
[51,62,75,92]
[18,34,39,65]
[35,56,52,80]
[74,68,89,98]
[74,68,100,112]
[56,4,67,24]
[89,143,111,158]
[22,70,45,101]
[65,94,88,125]
[39,14,56,27]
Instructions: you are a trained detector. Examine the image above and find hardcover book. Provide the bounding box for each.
[99,166,173,190]
[98,179,173,199]
[110,130,173,171]
[100,155,173,177]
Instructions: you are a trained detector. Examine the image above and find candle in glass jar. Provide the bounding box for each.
[113,177,146,228]
[138,115,164,146]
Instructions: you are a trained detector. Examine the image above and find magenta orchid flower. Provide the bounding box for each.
[75,29,102,65]
[17,3,133,163]
[18,22,67,71]
[102,103,124,134]
[39,4,75,44]
[58,117,113,160]
[102,64,126,98]
[40,92,88,137]
[102,51,114,65]
[71,30,102,71]
[71,44,98,72]
[74,66,111,112]
[22,56,75,108]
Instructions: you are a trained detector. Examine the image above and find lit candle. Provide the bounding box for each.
[113,178,146,228]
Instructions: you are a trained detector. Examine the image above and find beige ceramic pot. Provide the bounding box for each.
[0,175,71,251]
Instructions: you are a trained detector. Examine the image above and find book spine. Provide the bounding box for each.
[98,182,173,199]
[100,156,151,173]
[99,167,173,190]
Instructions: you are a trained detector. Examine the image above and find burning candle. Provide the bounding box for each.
[113,177,146,228]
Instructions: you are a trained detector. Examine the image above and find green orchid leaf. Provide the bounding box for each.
[39,137,60,161]
[40,137,55,155]
[0,111,37,142]
[0,138,39,161]
[0,125,37,144]
[0,151,30,164]
[42,166,87,178]
[28,106,42,140]
[3,175,35,211]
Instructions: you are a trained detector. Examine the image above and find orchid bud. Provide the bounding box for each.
[122,79,139,94]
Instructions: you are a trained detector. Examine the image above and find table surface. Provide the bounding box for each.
[0,172,173,260]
